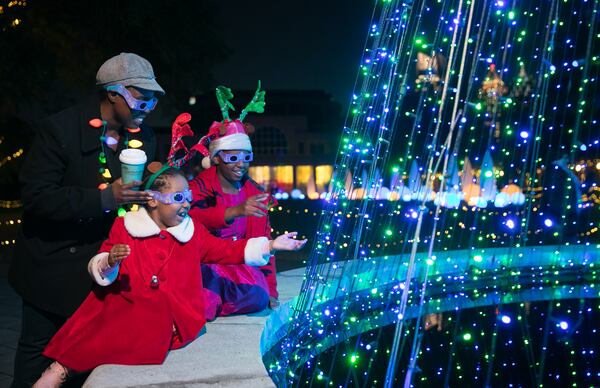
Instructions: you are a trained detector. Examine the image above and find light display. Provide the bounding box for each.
[261,0,600,386]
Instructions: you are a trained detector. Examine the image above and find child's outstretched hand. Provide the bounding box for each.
[108,244,130,267]
[269,232,307,252]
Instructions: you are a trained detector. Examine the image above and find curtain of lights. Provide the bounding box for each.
[262,0,600,386]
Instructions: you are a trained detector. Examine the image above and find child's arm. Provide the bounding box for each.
[188,178,269,231]
[87,219,130,286]
[189,194,268,231]
[88,244,130,286]
[198,224,307,266]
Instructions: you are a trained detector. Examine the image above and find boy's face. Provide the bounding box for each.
[148,175,191,228]
[214,149,252,183]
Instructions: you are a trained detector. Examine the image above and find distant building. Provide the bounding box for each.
[187,89,343,196]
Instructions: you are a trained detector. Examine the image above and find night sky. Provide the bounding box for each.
[212,1,374,107]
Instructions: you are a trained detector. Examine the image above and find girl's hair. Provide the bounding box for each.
[143,167,186,192]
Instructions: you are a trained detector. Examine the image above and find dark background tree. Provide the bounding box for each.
[0,0,228,199]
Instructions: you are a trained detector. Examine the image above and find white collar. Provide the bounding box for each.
[124,207,194,243]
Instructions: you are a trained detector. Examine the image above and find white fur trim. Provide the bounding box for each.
[244,236,270,266]
[88,252,119,286]
[124,207,194,243]
[124,208,160,237]
[167,214,194,243]
[209,133,252,157]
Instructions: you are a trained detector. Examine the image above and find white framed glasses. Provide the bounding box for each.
[106,84,158,113]
[149,189,192,204]
[218,151,253,164]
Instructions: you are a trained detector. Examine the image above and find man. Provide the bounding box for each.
[9,52,164,387]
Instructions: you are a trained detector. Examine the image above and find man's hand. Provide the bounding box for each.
[108,244,130,267]
[225,193,269,222]
[270,232,307,252]
[111,178,153,205]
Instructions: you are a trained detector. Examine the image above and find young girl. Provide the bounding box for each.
[33,166,306,387]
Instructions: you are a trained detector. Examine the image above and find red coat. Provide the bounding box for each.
[43,209,258,371]
[188,166,278,297]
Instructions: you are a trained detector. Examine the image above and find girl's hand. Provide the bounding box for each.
[270,232,307,252]
[108,244,130,267]
[228,194,270,219]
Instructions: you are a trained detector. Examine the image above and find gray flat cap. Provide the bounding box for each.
[96,52,165,95]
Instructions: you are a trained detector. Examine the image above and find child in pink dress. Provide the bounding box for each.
[167,85,282,319]
[185,84,282,319]
[33,166,306,387]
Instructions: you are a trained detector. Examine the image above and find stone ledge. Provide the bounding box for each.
[83,268,306,388]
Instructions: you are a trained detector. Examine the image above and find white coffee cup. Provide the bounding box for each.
[119,149,147,189]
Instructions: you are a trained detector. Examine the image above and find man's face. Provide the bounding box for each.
[110,86,157,129]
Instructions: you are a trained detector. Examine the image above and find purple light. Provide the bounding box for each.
[519,131,529,139]
[506,219,516,229]
[559,321,569,330]
[501,315,511,324]
[544,218,553,227]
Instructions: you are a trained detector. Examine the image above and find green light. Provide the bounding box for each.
[117,207,127,217]
[484,170,493,178]
[350,354,359,364]
[371,287,378,294]
[463,333,472,341]
[508,11,515,20]
[385,229,393,236]
[475,102,482,111]
[473,255,483,263]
